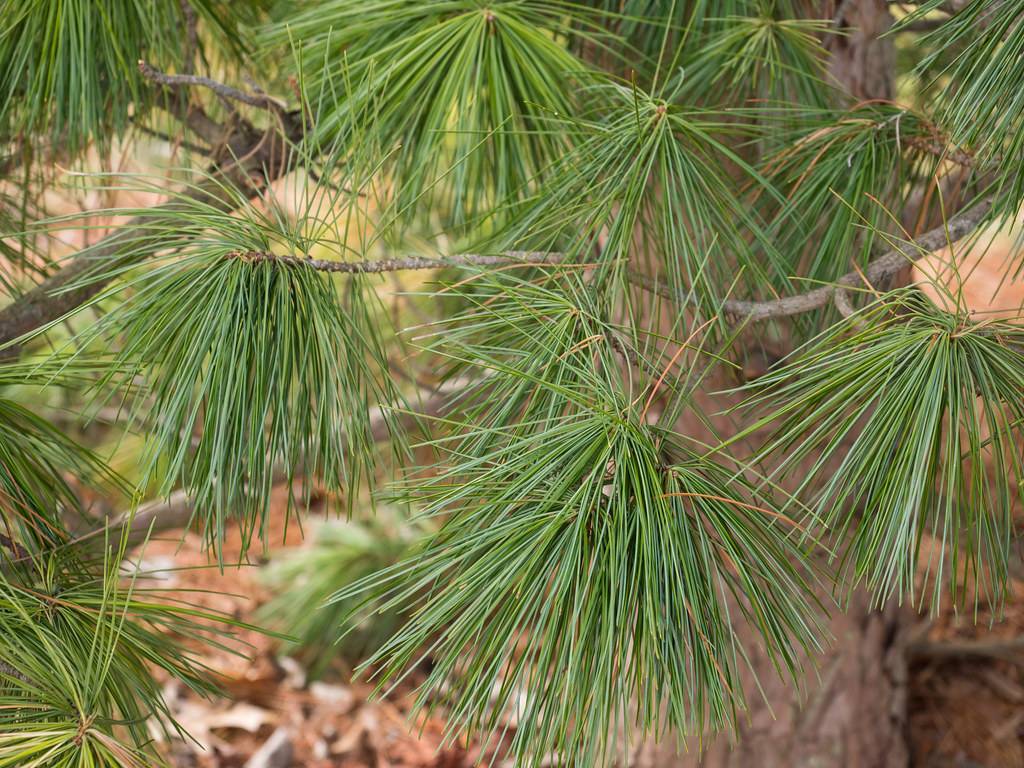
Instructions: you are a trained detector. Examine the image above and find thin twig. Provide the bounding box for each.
[236,250,665,379]
[139,60,287,112]
[832,286,858,318]
[226,195,988,320]
[229,249,560,274]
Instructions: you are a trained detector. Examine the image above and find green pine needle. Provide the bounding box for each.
[756,104,947,286]
[0,0,252,156]
[263,0,599,223]
[680,3,834,108]
[0,359,124,556]
[335,270,822,766]
[903,0,1024,212]
[90,251,396,559]
[40,169,403,561]
[735,292,1024,613]
[0,546,256,767]
[490,81,787,318]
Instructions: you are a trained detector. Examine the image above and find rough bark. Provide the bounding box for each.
[631,597,912,767]
[827,0,896,100]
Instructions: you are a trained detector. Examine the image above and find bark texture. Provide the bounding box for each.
[631,598,911,767]
[827,0,896,100]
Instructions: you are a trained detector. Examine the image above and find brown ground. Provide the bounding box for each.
[140,487,501,768]
[135,486,1024,768]
[908,575,1024,768]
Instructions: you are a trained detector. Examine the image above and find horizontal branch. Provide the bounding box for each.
[639,197,993,323]
[231,249,559,274]
[1,193,991,358]
[139,60,286,112]
[239,196,992,324]
[908,635,1024,665]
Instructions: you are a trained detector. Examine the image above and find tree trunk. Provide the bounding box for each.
[631,598,911,767]
[632,5,914,764]
[827,0,895,100]
[630,364,914,766]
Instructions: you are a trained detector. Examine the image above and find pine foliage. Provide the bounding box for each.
[0,546,254,767]
[1,1,1023,765]
[736,293,1024,612]
[263,0,598,220]
[0,0,252,157]
[57,175,402,559]
[338,273,821,764]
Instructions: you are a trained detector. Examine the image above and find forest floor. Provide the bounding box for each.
[142,487,502,768]
[907,577,1024,767]
[138,487,1024,768]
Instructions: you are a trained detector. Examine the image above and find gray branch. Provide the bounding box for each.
[232,249,559,274]
[638,197,993,322]
[252,198,990,325]
[139,60,286,112]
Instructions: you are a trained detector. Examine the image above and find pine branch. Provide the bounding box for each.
[634,197,993,322]
[232,249,559,273]
[234,193,990,324]
[0,186,991,361]
[138,60,287,112]
[65,386,454,552]
[232,251,656,374]
[733,291,1024,610]
[0,0,242,156]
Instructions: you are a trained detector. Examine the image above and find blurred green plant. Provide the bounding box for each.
[259,511,429,679]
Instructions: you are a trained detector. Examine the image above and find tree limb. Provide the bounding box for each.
[635,197,993,322]
[231,249,560,274]
[77,387,454,549]
[908,635,1024,665]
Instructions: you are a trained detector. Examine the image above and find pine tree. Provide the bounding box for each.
[0,1,1021,765]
